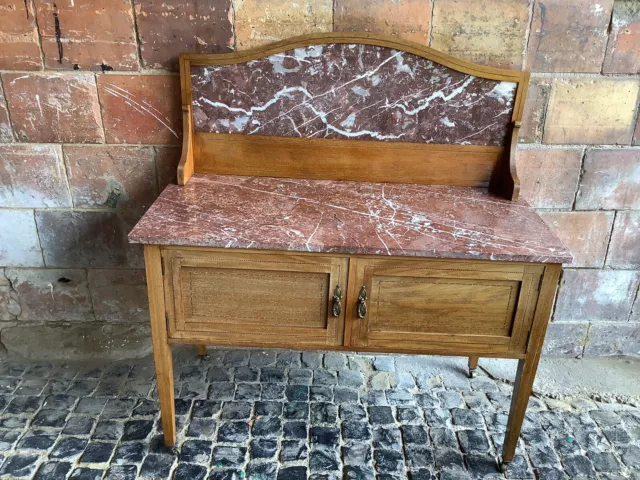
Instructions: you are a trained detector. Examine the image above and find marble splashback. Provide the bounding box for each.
[190,43,517,146]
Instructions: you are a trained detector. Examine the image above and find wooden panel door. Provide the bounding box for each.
[163,248,348,348]
[346,258,544,355]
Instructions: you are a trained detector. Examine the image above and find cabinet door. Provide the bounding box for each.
[163,248,348,348]
[346,258,544,355]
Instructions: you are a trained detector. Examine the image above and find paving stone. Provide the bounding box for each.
[113,443,147,465]
[255,401,283,417]
[218,421,250,443]
[220,402,252,420]
[251,439,278,459]
[192,400,221,418]
[373,357,396,372]
[283,421,308,439]
[434,448,465,470]
[32,409,68,427]
[50,437,88,460]
[171,463,206,480]
[368,406,395,425]
[374,449,404,473]
[35,461,74,480]
[373,427,403,450]
[180,440,212,464]
[122,420,153,441]
[342,421,372,441]
[261,368,287,384]
[289,368,313,385]
[310,402,338,424]
[284,402,309,420]
[234,383,261,401]
[280,440,308,462]
[80,442,116,464]
[622,445,640,469]
[370,373,391,390]
[208,383,235,400]
[313,370,337,386]
[252,417,282,437]
[563,455,596,478]
[309,445,340,472]
[334,388,359,404]
[17,430,59,451]
[310,426,340,447]
[6,395,43,414]
[342,440,373,466]
[211,446,247,468]
[186,418,216,438]
[451,408,484,428]
[105,464,138,480]
[324,352,348,370]
[93,420,124,441]
[208,470,243,480]
[405,445,434,469]
[278,466,308,480]
[69,468,104,480]
[310,386,333,402]
[457,429,490,453]
[139,453,174,478]
[504,454,534,479]
[589,451,622,473]
[250,351,277,367]
[431,428,458,450]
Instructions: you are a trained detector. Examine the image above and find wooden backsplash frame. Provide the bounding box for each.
[177,32,530,200]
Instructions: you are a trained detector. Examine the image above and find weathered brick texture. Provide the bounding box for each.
[527,0,613,72]
[334,0,432,44]
[35,0,139,71]
[0,0,639,358]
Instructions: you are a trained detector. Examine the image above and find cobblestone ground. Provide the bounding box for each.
[0,348,638,480]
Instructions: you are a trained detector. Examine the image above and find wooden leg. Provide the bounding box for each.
[145,245,176,447]
[501,264,562,472]
[196,345,208,357]
[468,356,479,378]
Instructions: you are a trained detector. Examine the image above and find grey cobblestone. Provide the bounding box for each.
[0,348,637,479]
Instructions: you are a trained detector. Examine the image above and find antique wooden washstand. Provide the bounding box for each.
[129,33,571,472]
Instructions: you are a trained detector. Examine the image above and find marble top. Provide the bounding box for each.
[129,174,571,264]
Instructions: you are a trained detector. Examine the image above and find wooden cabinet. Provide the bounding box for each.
[161,248,544,356]
[162,248,348,348]
[345,258,544,356]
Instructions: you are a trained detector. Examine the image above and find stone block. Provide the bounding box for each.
[519,79,551,144]
[0,86,13,143]
[607,211,640,269]
[526,0,613,72]
[0,144,71,208]
[64,145,157,210]
[97,75,181,144]
[430,0,529,68]
[0,210,43,267]
[604,0,640,73]
[543,78,640,145]
[35,210,129,268]
[5,268,92,322]
[234,0,332,50]
[155,147,181,191]
[542,322,588,357]
[0,322,152,360]
[2,73,104,143]
[334,0,432,44]
[35,0,138,70]
[576,149,640,210]
[539,212,613,268]
[134,0,234,69]
[554,269,639,323]
[87,269,149,322]
[0,1,42,69]
[516,147,582,209]
[584,323,640,357]
[0,269,21,321]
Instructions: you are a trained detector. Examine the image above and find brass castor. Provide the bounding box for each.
[499,462,510,473]
[469,368,477,379]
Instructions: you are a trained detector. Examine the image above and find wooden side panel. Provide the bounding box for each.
[347,257,542,354]
[195,133,503,187]
[163,248,348,348]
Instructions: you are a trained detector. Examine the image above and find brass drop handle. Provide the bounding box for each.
[332,285,342,317]
[357,286,367,319]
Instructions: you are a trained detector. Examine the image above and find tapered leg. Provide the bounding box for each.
[196,345,208,357]
[145,245,176,446]
[468,356,479,378]
[501,264,562,472]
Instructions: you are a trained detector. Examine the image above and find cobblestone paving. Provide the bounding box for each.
[0,348,638,479]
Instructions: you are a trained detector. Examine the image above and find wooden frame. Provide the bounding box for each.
[177,32,529,200]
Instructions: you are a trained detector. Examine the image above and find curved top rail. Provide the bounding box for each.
[184,32,526,84]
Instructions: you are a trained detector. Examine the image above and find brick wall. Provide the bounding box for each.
[0,0,639,359]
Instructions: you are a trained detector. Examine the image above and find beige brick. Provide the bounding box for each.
[526,0,613,72]
[0,144,71,208]
[334,0,432,44]
[554,269,639,323]
[603,0,640,74]
[2,73,104,143]
[97,75,181,144]
[234,0,332,50]
[543,78,640,145]
[135,0,234,70]
[516,147,582,209]
[606,211,640,269]
[540,211,613,268]
[0,0,42,70]
[576,148,640,210]
[64,145,157,210]
[35,0,138,70]
[520,79,550,144]
[430,0,529,69]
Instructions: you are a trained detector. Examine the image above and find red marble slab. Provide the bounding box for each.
[129,174,572,264]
